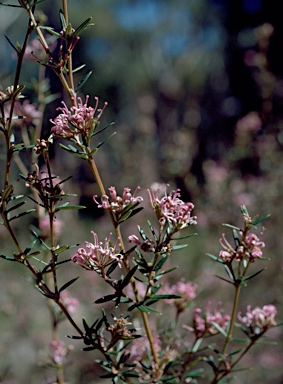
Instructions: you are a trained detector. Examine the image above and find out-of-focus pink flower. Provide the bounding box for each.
[238,304,277,334]
[39,215,63,241]
[8,100,42,128]
[93,186,143,215]
[49,340,69,365]
[148,185,197,229]
[236,112,262,135]
[185,302,230,338]
[60,290,79,314]
[50,95,107,138]
[161,278,197,312]
[71,231,123,271]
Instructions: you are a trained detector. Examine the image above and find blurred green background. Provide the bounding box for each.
[0,0,283,383]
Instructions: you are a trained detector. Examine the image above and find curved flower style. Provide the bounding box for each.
[50,95,107,138]
[148,186,197,229]
[186,302,230,338]
[93,186,143,216]
[71,231,123,272]
[219,231,265,262]
[238,304,277,335]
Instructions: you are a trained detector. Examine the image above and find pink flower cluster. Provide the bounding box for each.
[50,95,107,138]
[238,304,277,333]
[93,186,143,215]
[161,278,198,312]
[186,302,230,338]
[60,290,79,314]
[71,231,123,271]
[49,340,72,365]
[219,231,265,262]
[148,186,197,229]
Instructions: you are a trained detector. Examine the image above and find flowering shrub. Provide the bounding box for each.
[0,1,281,384]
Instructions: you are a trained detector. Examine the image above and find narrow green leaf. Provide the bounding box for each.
[55,245,69,254]
[120,265,138,289]
[171,244,188,251]
[6,201,26,213]
[0,254,17,262]
[59,276,79,293]
[4,34,19,53]
[73,17,94,36]
[55,204,86,212]
[38,26,62,38]
[9,208,36,221]
[75,70,92,92]
[73,64,86,73]
[59,9,67,29]
[222,223,241,231]
[206,253,224,264]
[252,214,270,226]
[243,268,266,281]
[95,294,117,304]
[153,254,169,271]
[215,275,234,285]
[95,131,116,149]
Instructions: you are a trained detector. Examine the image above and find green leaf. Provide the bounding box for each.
[211,321,228,337]
[120,265,138,289]
[31,229,51,251]
[75,70,93,92]
[183,368,204,379]
[72,64,86,73]
[222,223,241,231]
[59,9,67,29]
[137,304,161,314]
[9,208,36,221]
[95,131,116,149]
[153,254,169,271]
[171,244,188,251]
[215,275,234,285]
[38,26,62,38]
[55,245,69,254]
[55,204,85,212]
[206,253,224,264]
[6,201,26,213]
[243,268,266,281]
[59,276,79,293]
[73,17,94,36]
[4,34,19,53]
[0,254,17,262]
[252,214,270,226]
[95,294,117,304]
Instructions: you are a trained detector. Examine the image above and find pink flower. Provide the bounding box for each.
[93,186,143,216]
[49,340,70,365]
[161,278,197,312]
[60,290,79,314]
[39,215,63,240]
[245,232,265,260]
[148,185,197,229]
[71,231,123,271]
[186,302,230,338]
[218,231,265,262]
[50,95,107,138]
[238,304,277,334]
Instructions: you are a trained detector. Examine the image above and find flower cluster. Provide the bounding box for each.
[60,290,79,314]
[238,304,277,335]
[161,278,198,313]
[219,231,265,262]
[93,186,143,216]
[186,302,230,338]
[50,95,107,138]
[49,340,73,365]
[71,231,123,272]
[148,186,197,230]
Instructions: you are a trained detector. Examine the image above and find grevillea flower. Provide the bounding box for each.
[219,231,265,262]
[238,304,277,334]
[60,290,79,314]
[50,95,107,138]
[49,340,72,365]
[93,186,143,216]
[184,302,230,338]
[71,231,123,271]
[148,185,197,229]
[161,278,198,312]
